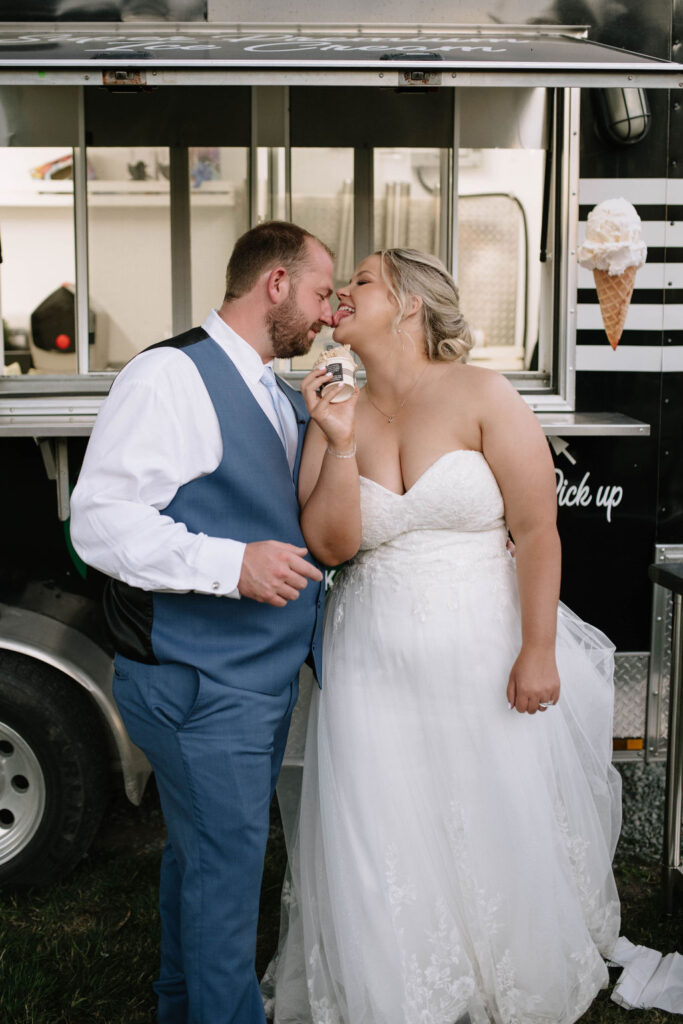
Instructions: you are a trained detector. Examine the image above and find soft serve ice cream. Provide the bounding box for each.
[577,197,647,349]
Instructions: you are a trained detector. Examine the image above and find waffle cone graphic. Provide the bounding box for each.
[593,265,637,350]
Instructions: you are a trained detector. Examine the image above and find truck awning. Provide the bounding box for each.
[0,23,681,87]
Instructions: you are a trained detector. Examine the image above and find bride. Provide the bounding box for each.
[265,248,621,1024]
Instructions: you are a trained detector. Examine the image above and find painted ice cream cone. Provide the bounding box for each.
[577,198,646,350]
[593,264,637,350]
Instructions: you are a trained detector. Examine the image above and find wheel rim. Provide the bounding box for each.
[0,721,46,864]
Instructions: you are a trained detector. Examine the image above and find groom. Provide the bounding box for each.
[70,221,335,1023]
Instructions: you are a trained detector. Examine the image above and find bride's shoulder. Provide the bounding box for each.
[449,365,532,431]
[449,362,519,400]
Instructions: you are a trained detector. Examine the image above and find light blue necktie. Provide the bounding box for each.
[261,365,294,469]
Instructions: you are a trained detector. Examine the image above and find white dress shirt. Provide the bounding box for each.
[70,310,298,598]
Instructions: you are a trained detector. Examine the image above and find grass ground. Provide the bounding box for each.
[0,782,680,1024]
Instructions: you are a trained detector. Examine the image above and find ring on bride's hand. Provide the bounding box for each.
[539,700,555,708]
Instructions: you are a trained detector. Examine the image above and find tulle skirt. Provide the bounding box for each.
[265,529,621,1024]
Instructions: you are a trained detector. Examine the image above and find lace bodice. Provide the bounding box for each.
[359,449,506,551]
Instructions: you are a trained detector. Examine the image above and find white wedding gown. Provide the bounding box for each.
[265,450,621,1024]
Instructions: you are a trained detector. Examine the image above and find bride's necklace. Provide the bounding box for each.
[365,363,430,424]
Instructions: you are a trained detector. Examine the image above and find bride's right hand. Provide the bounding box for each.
[300,366,359,452]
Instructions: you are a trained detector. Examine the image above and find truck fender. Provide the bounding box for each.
[0,601,151,805]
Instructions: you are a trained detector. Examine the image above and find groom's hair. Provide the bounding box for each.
[224,221,333,301]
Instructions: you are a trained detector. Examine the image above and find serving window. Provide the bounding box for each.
[0,82,576,407]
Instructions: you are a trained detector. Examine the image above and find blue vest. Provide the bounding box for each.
[103,327,324,693]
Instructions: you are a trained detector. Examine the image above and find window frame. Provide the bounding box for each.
[0,82,575,412]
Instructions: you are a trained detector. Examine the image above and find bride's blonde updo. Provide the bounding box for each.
[377,248,473,363]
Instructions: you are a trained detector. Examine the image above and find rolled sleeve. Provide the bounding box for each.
[70,349,247,596]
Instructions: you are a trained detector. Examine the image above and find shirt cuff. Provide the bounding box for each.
[192,536,246,598]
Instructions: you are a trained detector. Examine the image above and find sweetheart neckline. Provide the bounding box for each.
[359,449,484,497]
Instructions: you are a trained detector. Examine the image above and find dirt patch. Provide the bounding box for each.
[93,778,166,857]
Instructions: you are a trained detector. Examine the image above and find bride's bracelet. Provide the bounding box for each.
[326,443,357,459]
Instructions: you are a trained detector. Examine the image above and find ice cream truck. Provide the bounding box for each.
[0,0,681,884]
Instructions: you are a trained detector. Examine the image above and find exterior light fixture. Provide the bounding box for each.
[593,87,652,144]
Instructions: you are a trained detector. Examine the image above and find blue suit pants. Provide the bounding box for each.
[113,654,297,1024]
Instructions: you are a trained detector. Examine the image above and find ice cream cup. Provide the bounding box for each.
[314,345,356,403]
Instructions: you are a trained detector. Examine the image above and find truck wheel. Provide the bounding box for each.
[0,650,110,885]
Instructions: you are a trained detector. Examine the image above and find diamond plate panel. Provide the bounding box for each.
[648,544,683,754]
[659,588,673,741]
[458,195,524,349]
[613,653,649,739]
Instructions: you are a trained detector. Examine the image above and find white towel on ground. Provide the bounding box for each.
[608,936,683,1013]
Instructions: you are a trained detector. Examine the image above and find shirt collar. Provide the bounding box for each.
[202,309,271,386]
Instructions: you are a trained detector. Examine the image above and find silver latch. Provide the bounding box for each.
[102,70,147,86]
[379,51,443,88]
[400,69,442,86]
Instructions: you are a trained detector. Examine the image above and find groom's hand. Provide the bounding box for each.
[238,541,323,606]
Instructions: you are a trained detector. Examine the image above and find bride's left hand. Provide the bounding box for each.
[506,648,561,714]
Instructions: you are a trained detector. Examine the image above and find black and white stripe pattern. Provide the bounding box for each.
[577,178,683,372]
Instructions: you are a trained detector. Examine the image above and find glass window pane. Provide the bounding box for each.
[255,147,288,224]
[374,148,445,257]
[290,148,354,372]
[458,148,547,374]
[86,146,172,371]
[291,148,354,283]
[0,147,76,376]
[190,147,249,325]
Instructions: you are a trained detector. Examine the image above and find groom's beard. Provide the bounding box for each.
[267,286,320,358]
